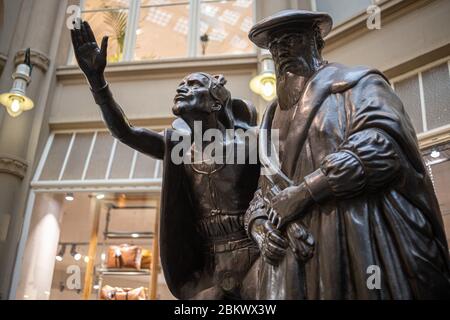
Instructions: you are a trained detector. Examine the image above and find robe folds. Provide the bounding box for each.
[254,63,450,299]
[159,99,260,299]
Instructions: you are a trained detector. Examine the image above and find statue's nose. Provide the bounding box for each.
[177,86,188,94]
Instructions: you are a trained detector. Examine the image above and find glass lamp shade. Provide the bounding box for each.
[250,53,277,101]
[0,63,33,117]
[250,72,277,101]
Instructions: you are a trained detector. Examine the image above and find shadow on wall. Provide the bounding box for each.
[0,0,4,75]
[0,0,4,27]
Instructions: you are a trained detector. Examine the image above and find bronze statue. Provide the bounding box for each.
[71,21,260,299]
[245,10,450,299]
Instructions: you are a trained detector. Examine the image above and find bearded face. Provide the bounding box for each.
[269,29,322,109]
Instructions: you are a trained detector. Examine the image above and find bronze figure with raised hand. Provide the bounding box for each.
[245,10,450,299]
[71,20,261,300]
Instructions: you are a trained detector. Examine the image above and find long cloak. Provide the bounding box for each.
[258,63,450,299]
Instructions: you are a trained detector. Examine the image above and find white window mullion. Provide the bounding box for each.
[82,131,98,180]
[311,0,317,11]
[418,72,428,132]
[105,139,118,179]
[123,0,141,61]
[188,0,200,57]
[33,133,55,182]
[58,133,77,181]
[129,150,138,179]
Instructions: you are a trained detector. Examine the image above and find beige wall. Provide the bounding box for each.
[323,0,450,74]
[50,61,259,125]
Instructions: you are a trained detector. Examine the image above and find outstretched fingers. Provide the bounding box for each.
[80,21,91,43]
[83,21,97,44]
[70,29,79,49]
[74,24,84,46]
[100,36,109,57]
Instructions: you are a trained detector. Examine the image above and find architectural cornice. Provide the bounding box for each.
[0,155,28,179]
[384,44,450,79]
[56,54,258,83]
[14,49,50,72]
[418,125,450,149]
[49,116,175,131]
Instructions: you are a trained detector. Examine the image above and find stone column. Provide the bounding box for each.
[14,193,64,300]
[0,0,67,299]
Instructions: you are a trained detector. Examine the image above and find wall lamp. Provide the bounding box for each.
[250,50,276,101]
[0,48,34,117]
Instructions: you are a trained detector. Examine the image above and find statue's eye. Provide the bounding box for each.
[290,37,299,45]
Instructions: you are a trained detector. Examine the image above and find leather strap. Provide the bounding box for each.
[204,236,255,254]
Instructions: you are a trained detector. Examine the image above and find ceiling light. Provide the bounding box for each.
[96,193,105,200]
[71,244,81,261]
[430,150,440,158]
[65,193,74,201]
[131,233,139,238]
[56,244,66,262]
[84,256,90,263]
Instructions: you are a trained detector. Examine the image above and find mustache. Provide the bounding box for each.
[276,57,310,74]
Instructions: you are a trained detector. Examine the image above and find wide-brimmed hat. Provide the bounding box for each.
[249,10,333,49]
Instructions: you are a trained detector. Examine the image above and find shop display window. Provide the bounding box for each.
[16,192,174,300]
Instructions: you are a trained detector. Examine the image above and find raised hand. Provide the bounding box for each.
[71,20,108,90]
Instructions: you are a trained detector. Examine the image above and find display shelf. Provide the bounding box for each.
[88,201,161,300]
[103,231,154,239]
[96,268,151,276]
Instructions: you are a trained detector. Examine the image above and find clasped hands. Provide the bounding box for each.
[250,183,315,266]
[268,183,313,229]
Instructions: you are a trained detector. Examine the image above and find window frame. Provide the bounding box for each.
[68,0,256,64]
[390,56,450,135]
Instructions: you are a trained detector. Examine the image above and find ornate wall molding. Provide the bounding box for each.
[14,49,50,72]
[0,155,28,179]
